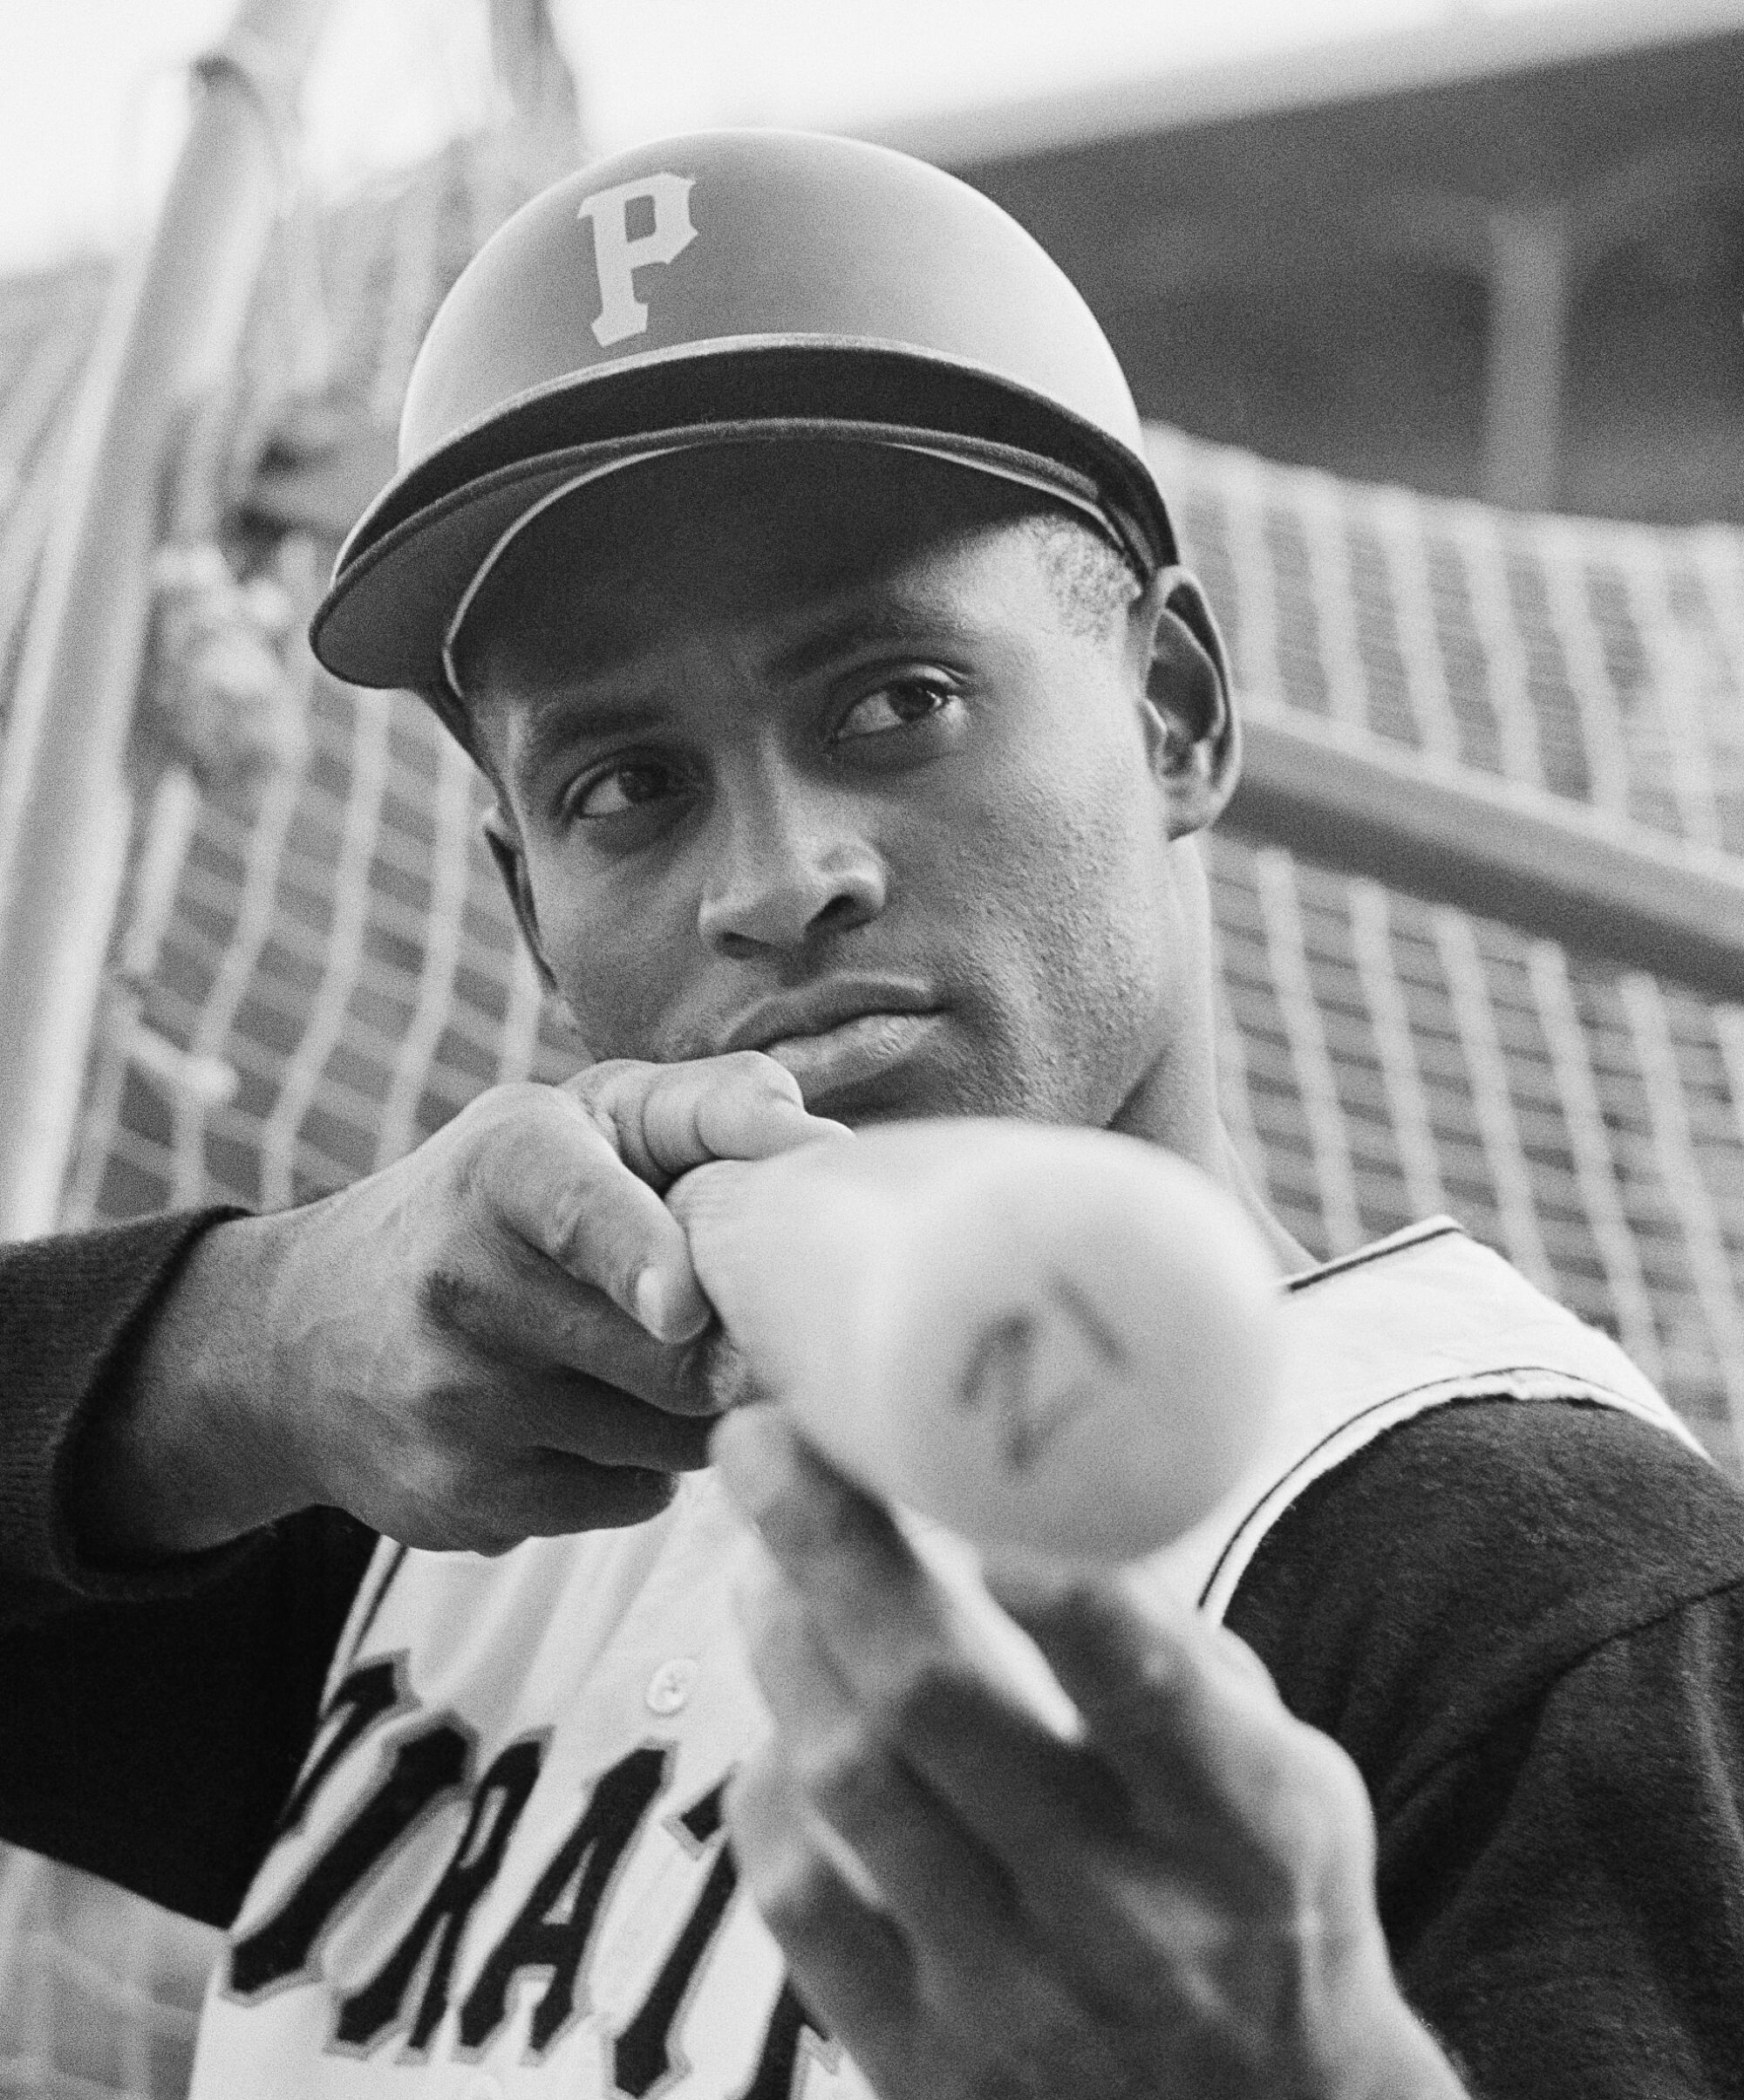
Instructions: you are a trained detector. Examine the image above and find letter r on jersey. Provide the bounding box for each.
[576,174,698,347]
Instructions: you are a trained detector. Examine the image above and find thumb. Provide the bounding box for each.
[480,1088,713,1344]
[575,1053,850,1186]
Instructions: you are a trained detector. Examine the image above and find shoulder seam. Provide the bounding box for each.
[1202,1383,1704,1619]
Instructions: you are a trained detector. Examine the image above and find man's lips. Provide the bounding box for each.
[717,978,942,1058]
[671,978,950,1105]
[758,1009,948,1101]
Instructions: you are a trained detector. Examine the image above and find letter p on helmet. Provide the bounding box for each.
[576,173,698,348]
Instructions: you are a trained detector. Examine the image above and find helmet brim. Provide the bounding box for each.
[310,338,1176,695]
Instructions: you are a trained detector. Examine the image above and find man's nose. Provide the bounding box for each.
[696,788,888,955]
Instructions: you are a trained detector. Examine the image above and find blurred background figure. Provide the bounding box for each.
[1,3,1741,2094]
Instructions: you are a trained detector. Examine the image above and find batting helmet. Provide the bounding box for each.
[310,128,1177,721]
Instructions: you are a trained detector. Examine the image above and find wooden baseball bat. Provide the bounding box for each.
[669,1119,1282,1567]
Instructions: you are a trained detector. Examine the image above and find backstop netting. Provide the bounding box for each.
[2,142,1744,2100]
[51,418,1744,1473]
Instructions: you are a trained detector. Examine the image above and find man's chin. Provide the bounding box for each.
[797,1060,1025,1128]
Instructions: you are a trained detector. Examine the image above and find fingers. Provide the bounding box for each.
[514,1371,716,1472]
[726,1488,1236,2086]
[737,1557,1139,2055]
[987,1566,1338,1856]
[726,1752,928,2098]
[714,1408,1368,1919]
[715,1396,1419,2095]
[333,1347,705,1553]
[473,1058,848,1348]
[739,1559,1030,1953]
[575,1053,850,1186]
[729,1732,1149,2100]
[517,1453,679,1535]
[715,1408,1291,1835]
[383,1447,681,1555]
[714,1409,1114,1837]
[420,1211,721,1419]
[712,1407,952,1663]
[470,1085,713,1343]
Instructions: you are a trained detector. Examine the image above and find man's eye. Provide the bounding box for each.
[835,679,956,741]
[570,761,685,821]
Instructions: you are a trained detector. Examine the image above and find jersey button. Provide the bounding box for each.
[645,1657,698,1714]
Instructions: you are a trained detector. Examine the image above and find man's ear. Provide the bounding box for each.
[1133,566,1242,839]
[482,805,560,995]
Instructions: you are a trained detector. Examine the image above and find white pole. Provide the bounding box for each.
[0,0,338,1239]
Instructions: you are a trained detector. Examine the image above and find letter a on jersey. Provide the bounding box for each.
[576,173,698,346]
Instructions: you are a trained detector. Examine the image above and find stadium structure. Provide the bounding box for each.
[0,3,1741,2094]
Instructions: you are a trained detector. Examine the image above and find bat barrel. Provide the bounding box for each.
[673,1121,1282,1563]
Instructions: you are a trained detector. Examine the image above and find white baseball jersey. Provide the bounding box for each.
[189,1218,1702,2097]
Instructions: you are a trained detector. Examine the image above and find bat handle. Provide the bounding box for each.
[896,1515,1083,1741]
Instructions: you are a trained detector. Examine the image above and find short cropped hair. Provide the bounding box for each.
[1018,509,1144,643]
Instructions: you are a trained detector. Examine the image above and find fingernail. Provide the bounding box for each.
[634,1265,711,1343]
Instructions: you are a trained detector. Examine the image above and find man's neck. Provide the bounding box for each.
[1210,1126,1318,1278]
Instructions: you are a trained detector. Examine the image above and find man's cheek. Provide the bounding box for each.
[546,923,684,1060]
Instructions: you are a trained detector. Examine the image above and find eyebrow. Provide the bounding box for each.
[508,693,669,798]
[503,592,981,794]
[766,598,978,683]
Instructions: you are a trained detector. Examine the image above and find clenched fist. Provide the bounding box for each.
[73,1055,846,1561]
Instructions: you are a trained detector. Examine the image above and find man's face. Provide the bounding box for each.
[463,444,1224,1144]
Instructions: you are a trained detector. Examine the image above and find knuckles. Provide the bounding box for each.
[384,1435,485,1533]
[870,1649,979,1754]
[727,1768,841,1938]
[713,1047,802,1097]
[414,1256,494,1340]
[445,1080,563,1184]
[537,1183,611,1284]
[793,1718,903,1834]
[466,1076,561,1131]
[743,1839,832,1941]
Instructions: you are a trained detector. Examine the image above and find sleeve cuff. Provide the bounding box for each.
[0,1208,262,1608]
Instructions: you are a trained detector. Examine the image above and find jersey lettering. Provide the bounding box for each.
[610,1782,739,2095]
[206,1645,850,2088]
[576,174,698,346]
[276,1656,411,1838]
[456,1743,671,2056]
[336,1735,545,2053]
[228,1718,472,1998]
[735,1981,839,2100]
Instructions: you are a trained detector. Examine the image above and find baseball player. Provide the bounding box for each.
[3,131,1743,2099]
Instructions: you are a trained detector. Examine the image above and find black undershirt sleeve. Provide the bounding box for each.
[0,1210,246,1612]
[1380,1590,1744,2100]
[0,1212,377,1923]
[1225,1398,1744,2100]
[0,1504,377,1926]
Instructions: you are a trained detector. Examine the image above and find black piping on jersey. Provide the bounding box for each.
[1282,1216,1465,1296]
[1195,1374,1653,1610]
